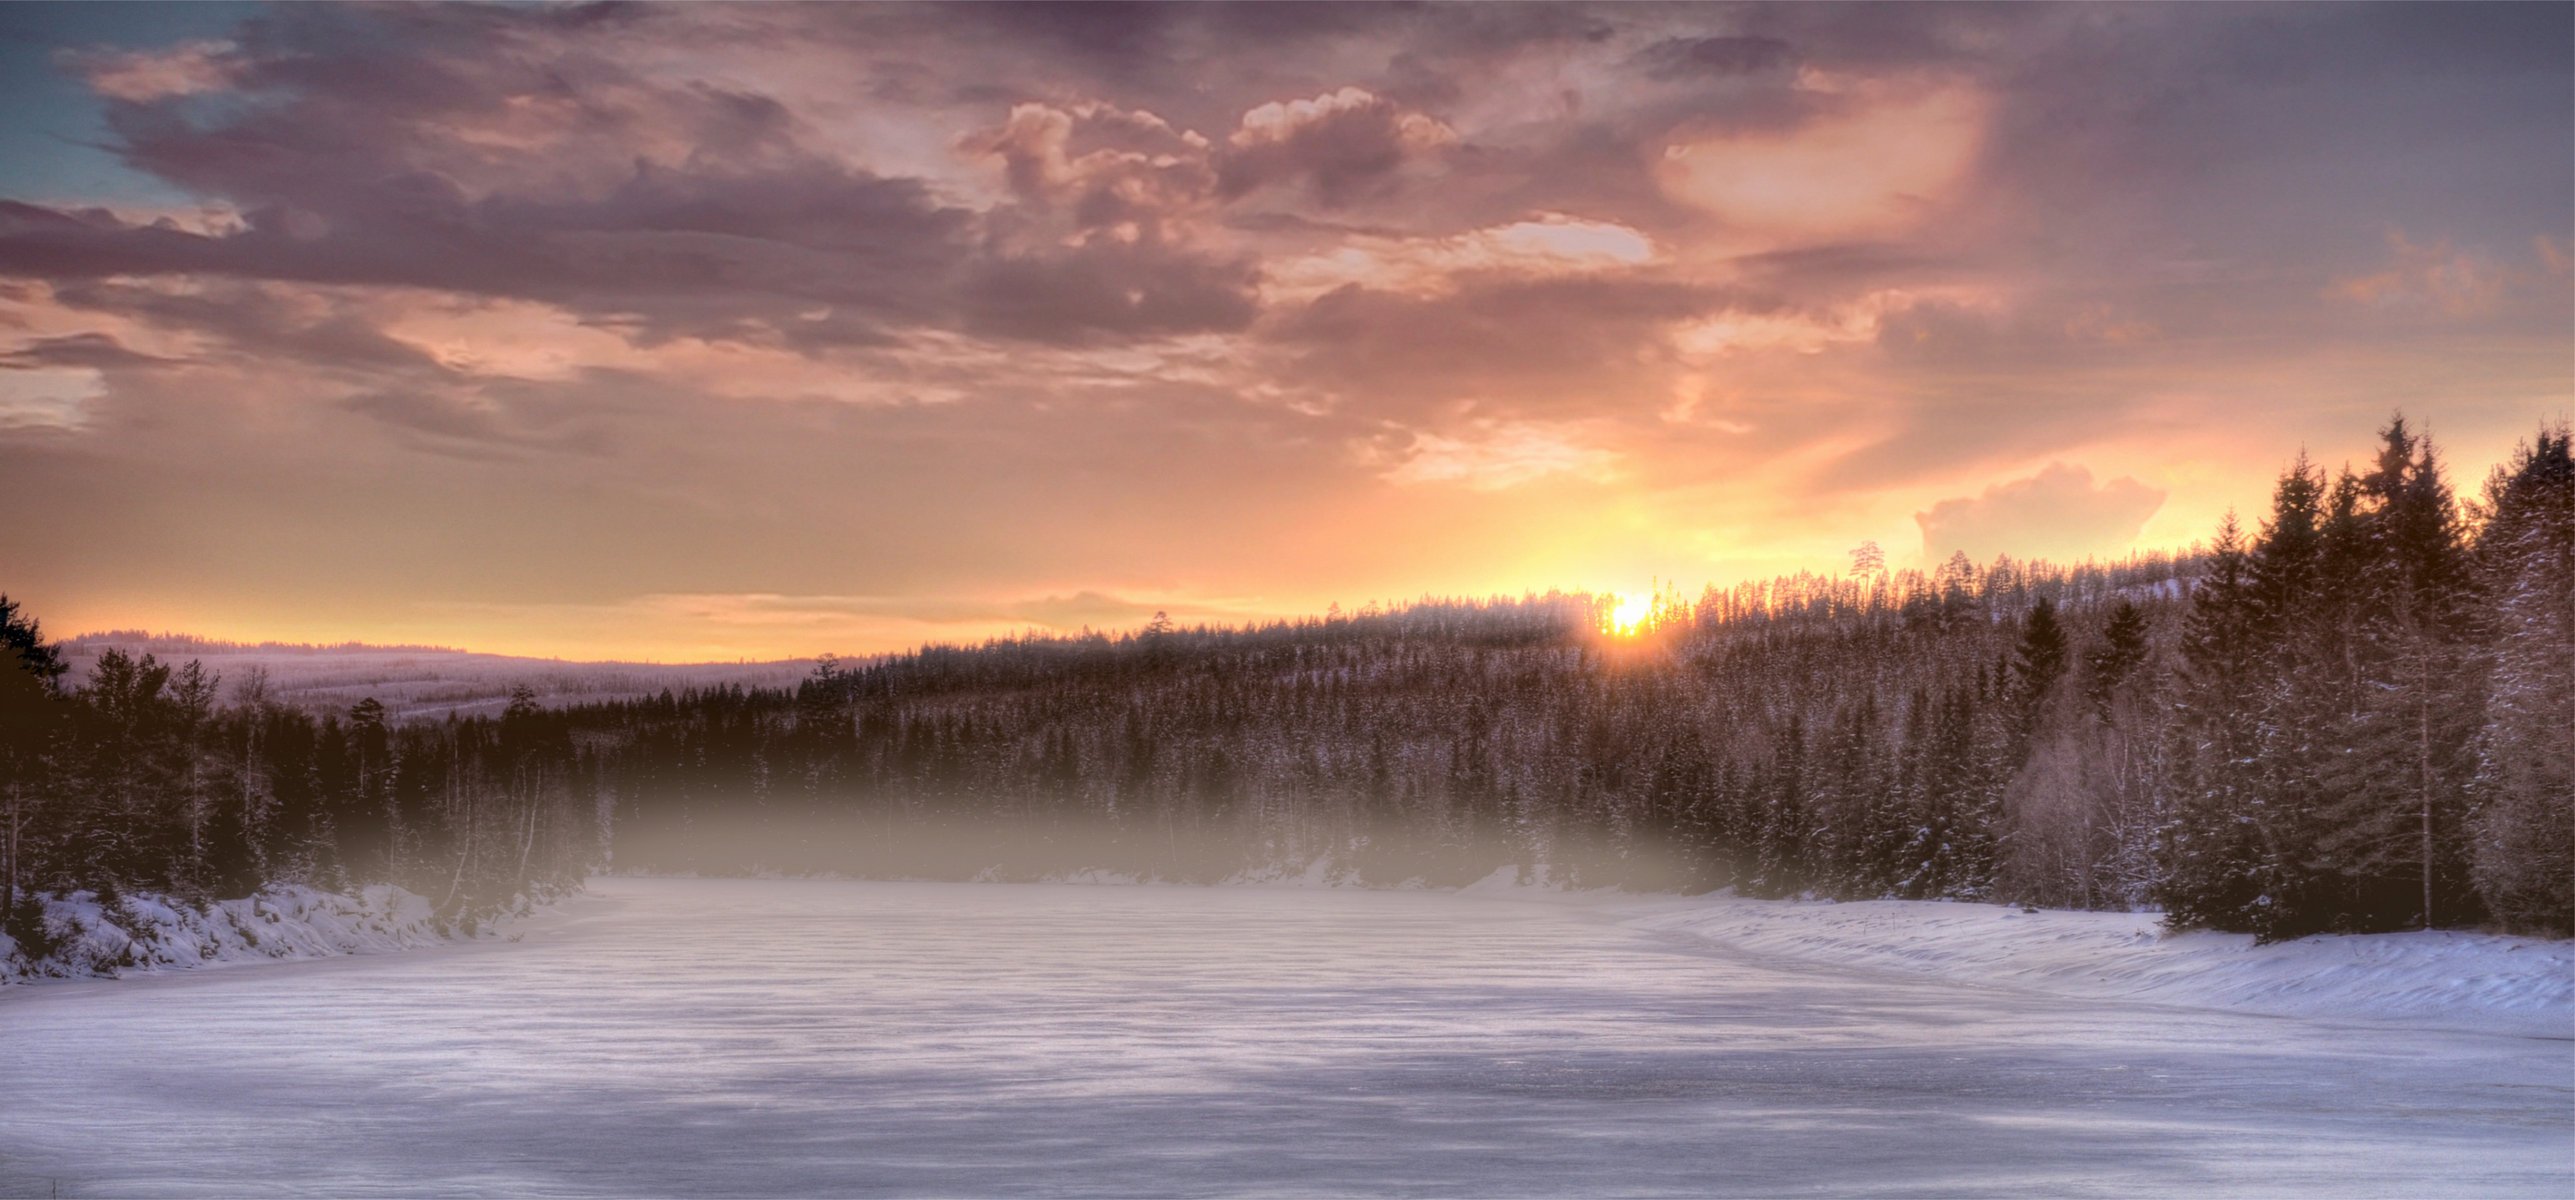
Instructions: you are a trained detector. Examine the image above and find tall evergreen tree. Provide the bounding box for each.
[1,596,67,928]
[2467,423,2575,933]
[2318,418,2483,930]
[2083,601,2151,722]
[2012,598,2071,742]
[2159,514,2276,933]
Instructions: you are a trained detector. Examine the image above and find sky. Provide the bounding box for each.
[1,2,2568,661]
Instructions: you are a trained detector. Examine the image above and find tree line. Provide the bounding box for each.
[1,621,599,956]
[2,416,2566,953]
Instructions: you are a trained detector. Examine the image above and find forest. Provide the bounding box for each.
[3,416,2568,953]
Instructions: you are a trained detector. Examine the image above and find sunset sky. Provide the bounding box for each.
[2,2,2568,660]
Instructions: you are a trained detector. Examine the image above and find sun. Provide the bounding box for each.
[1608,592,1654,635]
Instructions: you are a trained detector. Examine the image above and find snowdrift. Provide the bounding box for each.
[1615,894,2575,1038]
[0,884,484,984]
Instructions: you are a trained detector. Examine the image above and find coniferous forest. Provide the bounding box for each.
[4,418,2569,950]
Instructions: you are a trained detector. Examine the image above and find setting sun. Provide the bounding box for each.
[1607,592,1655,635]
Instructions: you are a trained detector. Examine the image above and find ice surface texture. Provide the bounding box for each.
[0,877,2566,1197]
[1614,891,2575,1039]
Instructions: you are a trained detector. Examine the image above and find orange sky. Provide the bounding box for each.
[2,3,2568,661]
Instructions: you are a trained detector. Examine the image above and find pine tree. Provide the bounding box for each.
[2467,423,2575,933]
[337,697,395,885]
[2241,455,2339,937]
[2083,602,2150,722]
[1,595,67,929]
[2158,514,2276,933]
[2007,595,2066,719]
[2316,417,2484,930]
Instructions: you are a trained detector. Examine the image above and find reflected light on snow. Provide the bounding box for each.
[0,877,2564,1197]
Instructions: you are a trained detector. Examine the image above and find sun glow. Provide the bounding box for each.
[1607,592,1654,636]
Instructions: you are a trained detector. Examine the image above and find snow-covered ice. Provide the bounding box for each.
[0,876,2566,1197]
[1608,892,2575,1039]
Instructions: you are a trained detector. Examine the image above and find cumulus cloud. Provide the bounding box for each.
[1915,463,2167,565]
[1217,88,1455,207]
[962,101,1214,225]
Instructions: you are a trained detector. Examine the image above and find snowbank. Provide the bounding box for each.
[0,884,490,984]
[1615,894,2575,1038]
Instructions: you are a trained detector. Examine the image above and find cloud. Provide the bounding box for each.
[60,39,240,102]
[1371,419,1622,491]
[339,385,617,461]
[963,240,1260,344]
[631,589,1179,631]
[1671,288,1993,359]
[1,7,990,349]
[0,365,103,431]
[1272,275,1719,420]
[961,101,1214,226]
[42,277,450,373]
[0,1,2564,657]
[1915,463,2167,565]
[2328,231,2511,318]
[0,170,978,351]
[1657,77,1988,245]
[1263,214,1655,301]
[0,331,179,372]
[1631,36,1798,81]
[1217,88,1455,207]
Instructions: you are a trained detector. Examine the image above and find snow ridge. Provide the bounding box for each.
[1616,894,2575,1038]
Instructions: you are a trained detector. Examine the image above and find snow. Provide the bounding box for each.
[0,883,484,984]
[1609,894,2575,1039]
[0,877,2566,1197]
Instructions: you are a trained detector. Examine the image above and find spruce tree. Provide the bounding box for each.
[1,596,67,930]
[2089,601,2145,710]
[2243,456,2338,936]
[2012,598,2071,744]
[2319,418,2483,930]
[2467,423,2575,933]
[2158,514,2276,934]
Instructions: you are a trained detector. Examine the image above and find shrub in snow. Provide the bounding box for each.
[0,884,470,984]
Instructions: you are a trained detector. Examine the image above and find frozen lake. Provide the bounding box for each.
[2,877,2567,1197]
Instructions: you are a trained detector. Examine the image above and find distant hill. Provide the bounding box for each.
[57,632,820,721]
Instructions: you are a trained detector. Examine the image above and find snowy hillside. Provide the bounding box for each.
[1612,893,2575,1038]
[0,884,516,984]
[56,632,815,720]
